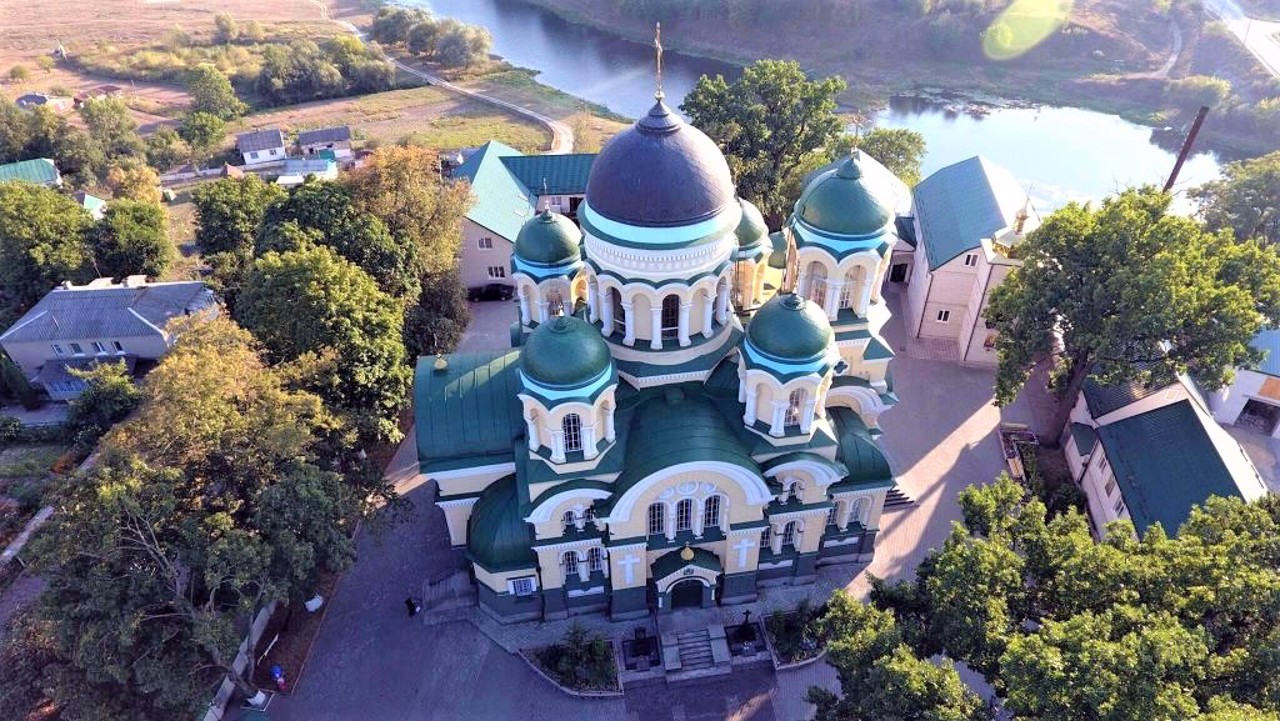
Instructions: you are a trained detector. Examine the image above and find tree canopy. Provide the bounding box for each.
[1192,150,1280,246]
[178,111,226,165]
[854,127,927,187]
[65,359,141,442]
[88,199,172,279]
[186,63,247,120]
[986,187,1280,426]
[193,175,287,256]
[0,182,93,314]
[682,59,846,225]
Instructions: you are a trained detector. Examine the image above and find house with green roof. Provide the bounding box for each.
[1210,328,1280,440]
[902,156,1038,366]
[0,158,61,188]
[452,141,596,292]
[1063,373,1265,538]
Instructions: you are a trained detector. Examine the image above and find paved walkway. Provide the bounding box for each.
[268,291,1035,720]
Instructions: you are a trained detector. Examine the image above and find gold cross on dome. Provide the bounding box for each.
[654,22,664,100]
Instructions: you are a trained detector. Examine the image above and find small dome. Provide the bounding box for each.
[468,475,535,570]
[735,198,768,249]
[795,151,894,237]
[522,315,613,388]
[514,209,582,266]
[746,293,833,361]
[585,99,736,228]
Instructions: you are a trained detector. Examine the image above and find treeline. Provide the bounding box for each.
[369,6,493,68]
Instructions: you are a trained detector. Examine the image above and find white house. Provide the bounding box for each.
[296,126,353,159]
[235,128,286,167]
[902,157,1039,366]
[275,158,339,188]
[1210,329,1280,437]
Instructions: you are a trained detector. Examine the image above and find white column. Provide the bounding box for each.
[796,271,809,299]
[551,430,566,463]
[525,412,541,451]
[576,559,589,583]
[823,282,841,321]
[702,293,715,337]
[600,293,614,335]
[743,387,759,425]
[857,280,874,316]
[518,293,531,326]
[665,506,676,541]
[693,498,705,538]
[587,283,599,323]
[801,398,817,433]
[603,404,616,441]
[769,401,786,437]
[537,300,550,324]
[838,500,851,531]
[716,283,730,323]
[582,424,599,459]
[678,302,691,347]
[770,525,784,555]
[622,301,636,346]
[650,306,663,350]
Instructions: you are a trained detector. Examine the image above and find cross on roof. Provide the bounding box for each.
[654,22,664,101]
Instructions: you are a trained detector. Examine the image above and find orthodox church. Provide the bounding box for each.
[415,87,905,623]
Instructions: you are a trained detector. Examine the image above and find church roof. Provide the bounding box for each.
[414,351,524,473]
[514,209,582,267]
[913,156,1036,270]
[794,152,895,238]
[521,316,614,389]
[735,198,768,250]
[829,408,893,487]
[745,294,833,363]
[452,140,535,242]
[500,153,596,196]
[467,474,536,571]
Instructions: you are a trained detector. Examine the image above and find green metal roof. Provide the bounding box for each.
[767,231,788,269]
[415,351,524,474]
[736,198,768,249]
[521,316,613,388]
[467,474,536,572]
[829,408,893,484]
[1070,422,1097,455]
[499,153,596,196]
[863,337,894,361]
[452,141,535,242]
[1095,399,1253,537]
[514,209,582,266]
[0,158,59,186]
[651,546,721,580]
[745,293,832,362]
[1081,371,1172,418]
[795,153,895,238]
[913,156,1034,270]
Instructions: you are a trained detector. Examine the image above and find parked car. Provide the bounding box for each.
[468,283,514,302]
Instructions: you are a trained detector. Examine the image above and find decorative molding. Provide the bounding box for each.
[429,462,515,481]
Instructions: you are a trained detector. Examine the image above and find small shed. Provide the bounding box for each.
[297,126,353,159]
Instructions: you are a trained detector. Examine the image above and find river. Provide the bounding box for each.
[418,0,1221,210]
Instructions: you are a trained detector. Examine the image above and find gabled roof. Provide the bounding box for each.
[296,126,351,145]
[1082,373,1172,418]
[1095,399,1263,536]
[414,351,525,474]
[1251,328,1280,378]
[73,191,107,214]
[0,158,60,185]
[0,280,215,344]
[913,156,1036,270]
[500,153,596,196]
[451,140,535,243]
[236,128,286,153]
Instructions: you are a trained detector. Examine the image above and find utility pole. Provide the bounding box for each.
[1163,105,1209,193]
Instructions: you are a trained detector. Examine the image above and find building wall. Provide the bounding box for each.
[460,219,514,289]
[958,258,1016,366]
[3,334,167,378]
[241,146,285,166]
[1078,448,1129,534]
[914,255,980,340]
[300,141,352,159]
[1211,369,1280,438]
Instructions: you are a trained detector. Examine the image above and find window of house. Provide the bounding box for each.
[964,253,979,267]
[1113,498,1126,516]
[761,525,772,546]
[477,236,494,250]
[826,505,838,526]
[562,510,576,531]
[112,340,124,353]
[92,341,107,355]
[647,503,665,536]
[703,495,721,529]
[249,151,259,160]
[785,389,806,428]
[69,342,84,356]
[839,274,855,309]
[562,414,582,453]
[661,295,680,338]
[808,265,828,309]
[584,507,596,526]
[510,577,536,596]
[675,498,693,532]
[1100,455,1109,472]
[562,551,579,576]
[587,547,604,573]
[547,289,565,317]
[1103,476,1116,497]
[781,521,798,548]
[611,289,626,333]
[51,343,65,357]
[487,266,506,279]
[851,498,868,525]
[936,310,951,323]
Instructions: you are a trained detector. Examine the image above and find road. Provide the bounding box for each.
[313,2,575,153]
[1203,0,1280,78]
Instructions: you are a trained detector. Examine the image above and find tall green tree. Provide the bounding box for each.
[77,96,144,161]
[0,182,93,312]
[178,111,226,166]
[855,127,927,187]
[236,245,411,444]
[186,63,247,120]
[89,199,172,279]
[192,174,287,255]
[66,360,141,442]
[1192,150,1280,246]
[682,59,846,225]
[986,188,1280,433]
[143,127,189,171]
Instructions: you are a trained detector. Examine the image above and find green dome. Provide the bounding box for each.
[736,198,768,249]
[795,152,894,237]
[468,475,535,571]
[514,209,582,265]
[522,315,612,387]
[747,293,833,361]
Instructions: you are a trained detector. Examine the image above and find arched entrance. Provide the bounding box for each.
[670,579,704,609]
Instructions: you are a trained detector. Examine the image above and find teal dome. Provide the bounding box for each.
[514,209,582,266]
[795,152,894,237]
[468,475,535,571]
[747,293,833,361]
[736,198,768,249]
[522,315,612,388]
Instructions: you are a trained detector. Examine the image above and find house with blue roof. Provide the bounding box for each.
[452,140,596,291]
[902,156,1039,365]
[1210,328,1280,439]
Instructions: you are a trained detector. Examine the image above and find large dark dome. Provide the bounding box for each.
[585,99,735,228]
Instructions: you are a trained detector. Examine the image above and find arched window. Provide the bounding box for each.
[850,497,868,526]
[761,525,772,545]
[547,288,565,317]
[587,547,604,573]
[808,264,828,308]
[611,288,625,333]
[826,504,839,527]
[561,510,576,531]
[661,294,680,338]
[675,498,694,532]
[647,503,665,536]
[785,388,806,428]
[781,521,798,548]
[562,413,582,453]
[840,271,856,309]
[702,495,722,529]
[584,507,596,526]
[562,551,579,575]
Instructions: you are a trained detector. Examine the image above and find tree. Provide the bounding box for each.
[192,174,286,255]
[370,6,428,45]
[178,111,226,166]
[986,188,1280,434]
[1192,150,1280,246]
[186,63,247,120]
[0,182,93,312]
[0,98,32,161]
[213,12,238,43]
[0,351,39,409]
[242,19,266,43]
[407,20,442,56]
[682,59,846,225]
[89,199,172,278]
[405,271,470,357]
[436,23,491,68]
[8,65,29,82]
[144,127,189,171]
[23,106,104,185]
[78,96,144,161]
[236,246,411,444]
[106,161,162,203]
[66,360,141,441]
[855,127,927,187]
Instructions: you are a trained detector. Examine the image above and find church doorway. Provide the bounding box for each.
[670,579,704,609]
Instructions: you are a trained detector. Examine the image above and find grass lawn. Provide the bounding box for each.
[0,444,68,480]
[162,194,203,282]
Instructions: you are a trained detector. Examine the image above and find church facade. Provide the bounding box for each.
[415,94,905,623]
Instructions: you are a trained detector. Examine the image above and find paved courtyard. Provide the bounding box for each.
[267,291,1039,721]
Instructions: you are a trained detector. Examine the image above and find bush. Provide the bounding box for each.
[0,416,20,447]
[766,599,828,664]
[533,624,617,691]
[1167,75,1232,109]
[66,361,141,443]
